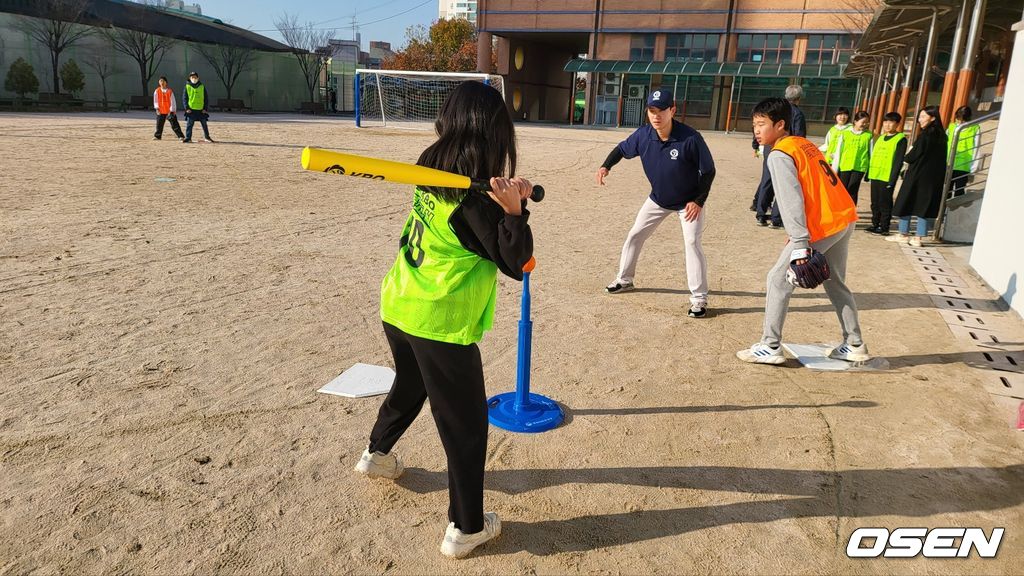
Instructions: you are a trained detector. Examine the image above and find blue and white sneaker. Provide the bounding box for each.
[828,342,870,362]
[736,343,786,365]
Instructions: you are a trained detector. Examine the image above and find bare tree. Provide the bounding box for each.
[193,43,256,100]
[832,0,881,36]
[83,53,122,109]
[274,13,335,104]
[12,0,93,94]
[102,26,176,97]
[98,0,179,96]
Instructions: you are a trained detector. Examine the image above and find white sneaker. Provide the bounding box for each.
[885,234,910,244]
[908,236,923,247]
[736,343,786,365]
[353,447,404,479]
[440,512,501,559]
[606,280,634,294]
[828,342,870,362]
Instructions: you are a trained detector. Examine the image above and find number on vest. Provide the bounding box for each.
[818,159,838,186]
[403,219,425,268]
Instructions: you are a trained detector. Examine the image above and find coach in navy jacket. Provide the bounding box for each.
[596,88,716,318]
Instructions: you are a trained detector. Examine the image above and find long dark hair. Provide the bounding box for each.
[920,105,944,132]
[417,81,517,203]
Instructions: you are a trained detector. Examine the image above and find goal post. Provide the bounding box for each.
[355,69,505,129]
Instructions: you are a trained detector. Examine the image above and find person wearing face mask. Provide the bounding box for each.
[182,71,214,143]
[889,106,948,247]
[831,110,873,204]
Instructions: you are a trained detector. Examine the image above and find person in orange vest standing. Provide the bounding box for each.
[737,97,869,365]
[152,76,184,141]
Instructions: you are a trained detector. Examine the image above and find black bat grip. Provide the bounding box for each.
[468,179,544,202]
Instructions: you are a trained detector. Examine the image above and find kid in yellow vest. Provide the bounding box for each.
[832,110,873,204]
[866,112,907,236]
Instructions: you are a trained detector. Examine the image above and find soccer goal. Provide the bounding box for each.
[355,70,505,129]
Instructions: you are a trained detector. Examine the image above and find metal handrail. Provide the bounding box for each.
[933,110,1002,241]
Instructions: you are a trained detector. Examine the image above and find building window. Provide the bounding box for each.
[665,34,720,62]
[799,78,831,121]
[736,77,859,124]
[630,34,656,61]
[679,75,715,117]
[735,77,790,119]
[824,78,859,117]
[736,34,795,64]
[804,34,858,65]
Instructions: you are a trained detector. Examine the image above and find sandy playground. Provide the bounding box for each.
[1,112,1023,574]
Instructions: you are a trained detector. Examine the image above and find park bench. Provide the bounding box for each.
[298,101,324,115]
[129,95,150,110]
[211,98,250,112]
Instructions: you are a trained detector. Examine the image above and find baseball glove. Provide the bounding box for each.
[786,248,831,289]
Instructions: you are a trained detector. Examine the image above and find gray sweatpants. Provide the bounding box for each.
[762,223,862,347]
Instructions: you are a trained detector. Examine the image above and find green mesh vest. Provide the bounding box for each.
[947,123,979,172]
[838,130,872,173]
[825,124,850,164]
[185,83,205,109]
[380,187,498,345]
[868,133,906,182]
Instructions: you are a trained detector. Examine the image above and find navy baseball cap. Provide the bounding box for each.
[647,89,674,109]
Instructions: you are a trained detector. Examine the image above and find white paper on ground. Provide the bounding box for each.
[782,343,854,371]
[781,343,890,371]
[318,363,395,398]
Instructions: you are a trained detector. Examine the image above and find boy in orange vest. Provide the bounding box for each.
[153,76,184,141]
[737,97,869,365]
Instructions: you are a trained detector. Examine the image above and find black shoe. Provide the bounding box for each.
[865,226,879,234]
[756,218,768,227]
[688,305,707,318]
[769,221,783,229]
[182,138,192,143]
[749,202,757,212]
[153,136,161,140]
[872,229,891,236]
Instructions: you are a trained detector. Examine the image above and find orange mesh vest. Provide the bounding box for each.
[155,88,173,114]
[772,136,858,242]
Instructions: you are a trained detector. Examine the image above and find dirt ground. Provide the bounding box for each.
[1,112,1023,575]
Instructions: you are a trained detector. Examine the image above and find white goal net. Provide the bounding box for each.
[356,70,505,129]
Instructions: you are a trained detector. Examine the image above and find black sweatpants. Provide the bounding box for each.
[839,170,865,205]
[869,180,894,232]
[951,170,969,197]
[369,321,488,533]
[755,145,782,225]
[155,113,184,139]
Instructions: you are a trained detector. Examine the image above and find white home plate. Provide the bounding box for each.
[318,363,395,398]
[782,343,890,371]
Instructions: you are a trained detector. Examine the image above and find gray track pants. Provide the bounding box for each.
[762,223,862,347]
